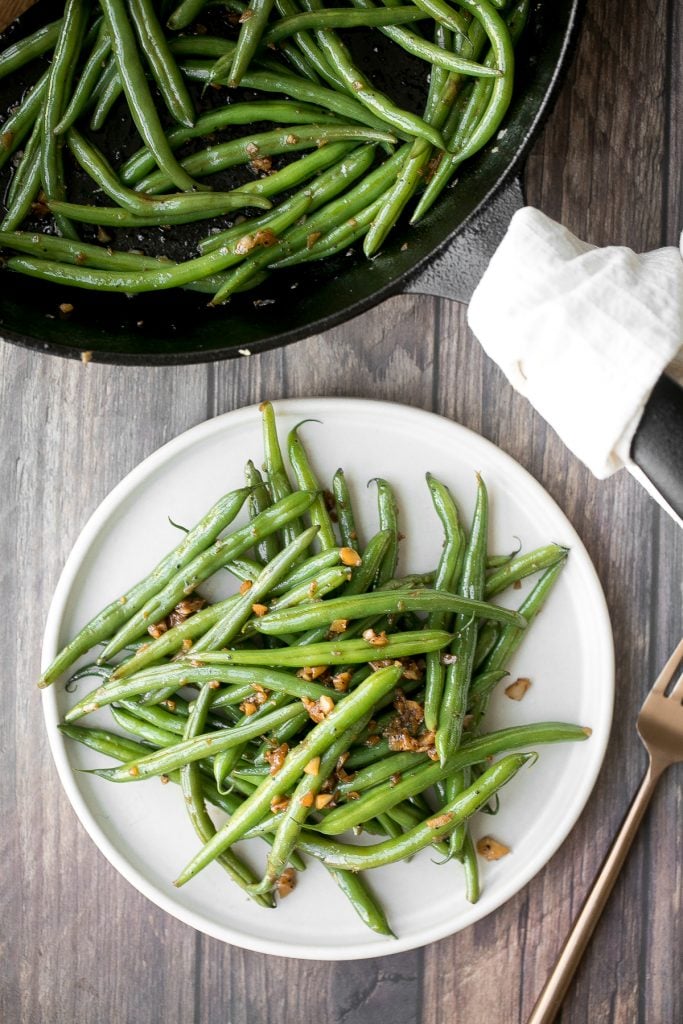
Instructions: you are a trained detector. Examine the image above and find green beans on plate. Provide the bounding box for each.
[48,400,589,937]
[0,0,524,296]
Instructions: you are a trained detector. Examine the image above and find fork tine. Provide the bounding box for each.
[651,637,683,696]
[669,668,683,702]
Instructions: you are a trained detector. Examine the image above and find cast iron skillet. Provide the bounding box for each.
[0,0,582,364]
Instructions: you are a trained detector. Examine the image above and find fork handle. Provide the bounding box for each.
[527,761,664,1024]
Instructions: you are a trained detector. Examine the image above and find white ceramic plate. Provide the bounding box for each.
[42,399,614,959]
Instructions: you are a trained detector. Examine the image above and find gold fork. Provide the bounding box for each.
[528,637,683,1024]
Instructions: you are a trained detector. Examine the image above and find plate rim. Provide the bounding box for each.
[41,397,615,959]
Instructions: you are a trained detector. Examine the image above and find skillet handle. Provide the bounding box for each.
[630,374,683,522]
[404,175,524,303]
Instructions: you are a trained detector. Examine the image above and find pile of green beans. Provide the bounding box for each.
[44,401,590,936]
[0,0,528,300]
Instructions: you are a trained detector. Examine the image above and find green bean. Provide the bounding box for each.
[90,701,306,782]
[0,231,251,296]
[272,0,346,91]
[98,490,317,661]
[252,587,524,635]
[385,801,450,858]
[193,526,319,653]
[484,543,568,598]
[136,123,391,196]
[253,710,372,892]
[0,71,49,172]
[337,749,430,794]
[55,23,111,133]
[1,119,42,232]
[66,127,272,220]
[271,194,383,267]
[41,0,87,240]
[186,67,395,136]
[376,812,404,839]
[360,41,461,254]
[212,687,295,791]
[301,0,445,147]
[482,557,568,678]
[15,187,306,288]
[168,35,235,59]
[203,144,358,250]
[363,139,430,256]
[264,530,390,650]
[265,6,426,43]
[128,0,195,127]
[325,867,395,936]
[363,2,487,252]
[277,38,321,82]
[0,18,62,81]
[116,695,235,735]
[332,469,360,550]
[444,765,468,856]
[486,538,522,569]
[173,665,404,885]
[110,596,236,679]
[64,663,229,722]
[267,142,408,268]
[58,721,154,762]
[261,399,299,548]
[39,486,250,687]
[423,474,463,731]
[370,478,399,585]
[287,422,337,550]
[193,629,452,667]
[110,704,180,747]
[271,564,352,611]
[437,474,488,765]
[99,0,202,192]
[45,191,271,228]
[412,0,519,220]
[466,666,507,706]
[408,0,469,36]
[180,682,275,906]
[246,460,281,564]
[473,555,568,726]
[349,0,495,78]
[424,23,451,121]
[314,722,588,835]
[210,142,392,301]
[89,56,123,131]
[225,547,344,596]
[125,661,330,695]
[303,753,533,870]
[458,825,481,902]
[220,0,275,87]
[472,619,499,670]
[167,0,209,29]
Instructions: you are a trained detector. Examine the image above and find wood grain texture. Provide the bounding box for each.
[0,0,681,1022]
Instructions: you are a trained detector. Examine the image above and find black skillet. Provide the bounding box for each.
[0,0,581,362]
[1,0,682,515]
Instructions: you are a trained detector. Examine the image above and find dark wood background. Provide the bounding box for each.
[1,0,681,1021]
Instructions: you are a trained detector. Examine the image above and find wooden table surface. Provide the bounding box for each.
[1,0,681,1021]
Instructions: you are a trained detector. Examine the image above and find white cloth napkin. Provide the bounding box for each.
[467,208,683,520]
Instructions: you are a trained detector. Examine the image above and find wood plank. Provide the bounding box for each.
[0,348,209,1024]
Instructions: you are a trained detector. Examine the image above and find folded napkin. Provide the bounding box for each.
[467,208,683,518]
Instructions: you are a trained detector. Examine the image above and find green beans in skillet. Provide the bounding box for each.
[0,0,530,293]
